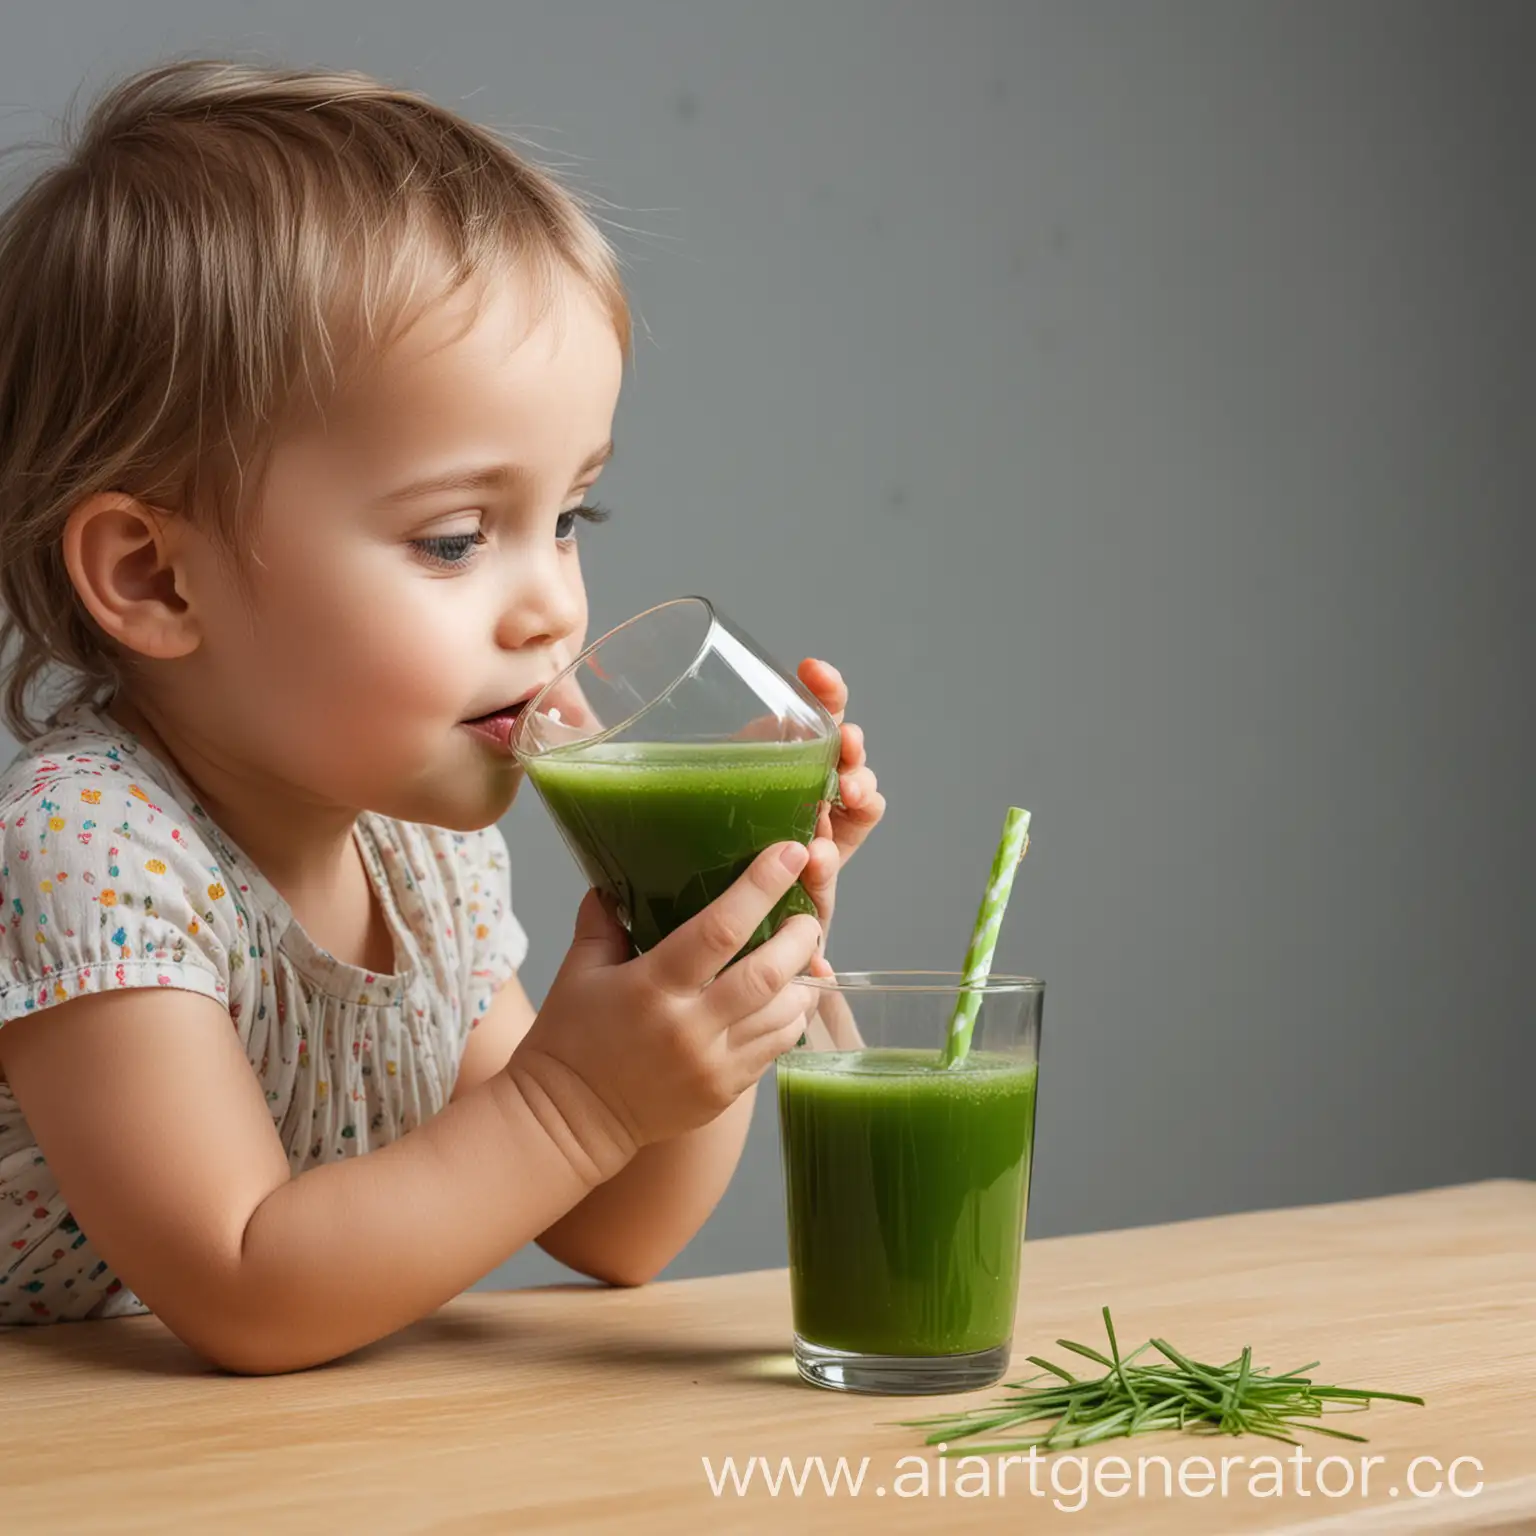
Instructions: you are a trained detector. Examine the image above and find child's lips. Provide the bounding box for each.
[462,702,529,753]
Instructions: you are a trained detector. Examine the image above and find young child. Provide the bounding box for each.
[0,59,884,1373]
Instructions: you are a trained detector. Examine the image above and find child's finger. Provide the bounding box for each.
[830,786,885,862]
[839,721,865,770]
[801,836,840,893]
[733,714,783,742]
[799,836,841,927]
[799,658,848,725]
[814,799,834,842]
[653,842,811,994]
[803,961,868,1049]
[838,766,878,810]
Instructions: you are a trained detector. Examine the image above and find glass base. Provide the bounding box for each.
[793,1335,1012,1395]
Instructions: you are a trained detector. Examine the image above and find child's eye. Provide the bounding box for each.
[557,502,613,545]
[410,529,486,570]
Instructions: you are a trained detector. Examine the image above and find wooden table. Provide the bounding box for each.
[1,1178,1531,1533]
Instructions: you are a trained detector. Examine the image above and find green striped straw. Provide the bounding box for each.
[941,807,1032,1068]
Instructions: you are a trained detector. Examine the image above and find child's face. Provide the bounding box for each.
[185,270,623,831]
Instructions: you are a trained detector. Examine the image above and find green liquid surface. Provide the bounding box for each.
[523,739,836,961]
[777,1047,1037,1357]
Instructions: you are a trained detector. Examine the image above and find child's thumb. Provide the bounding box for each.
[566,887,632,968]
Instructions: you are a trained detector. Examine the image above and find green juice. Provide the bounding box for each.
[778,1048,1037,1357]
[522,738,837,960]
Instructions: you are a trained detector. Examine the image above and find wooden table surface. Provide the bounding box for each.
[1,1178,1532,1534]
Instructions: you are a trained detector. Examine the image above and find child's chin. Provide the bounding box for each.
[371,774,522,835]
[429,773,523,832]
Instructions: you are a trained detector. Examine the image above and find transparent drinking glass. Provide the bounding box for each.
[777,971,1045,1395]
[511,596,840,962]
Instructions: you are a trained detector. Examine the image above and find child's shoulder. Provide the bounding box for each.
[0,700,231,905]
[0,702,191,820]
[0,706,243,1022]
[0,703,142,811]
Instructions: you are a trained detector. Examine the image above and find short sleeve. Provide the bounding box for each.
[443,823,528,1032]
[0,772,244,1027]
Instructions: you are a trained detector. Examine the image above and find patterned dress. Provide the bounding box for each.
[0,702,527,1322]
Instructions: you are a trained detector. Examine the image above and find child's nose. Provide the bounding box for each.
[495,566,583,652]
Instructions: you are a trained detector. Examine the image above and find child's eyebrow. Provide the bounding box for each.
[582,439,616,474]
[377,440,614,505]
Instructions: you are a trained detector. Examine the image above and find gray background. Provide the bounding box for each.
[0,1,1530,1292]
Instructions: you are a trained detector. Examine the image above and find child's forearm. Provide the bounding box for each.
[534,1081,759,1286]
[217,1063,630,1373]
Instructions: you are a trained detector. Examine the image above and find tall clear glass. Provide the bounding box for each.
[511,597,840,962]
[777,971,1045,1395]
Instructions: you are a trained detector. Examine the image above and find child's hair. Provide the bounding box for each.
[0,59,630,742]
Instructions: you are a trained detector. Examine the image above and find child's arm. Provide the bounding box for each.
[534,1083,757,1286]
[0,984,625,1375]
[453,969,757,1286]
[0,844,820,1375]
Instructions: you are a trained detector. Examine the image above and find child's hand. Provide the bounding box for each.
[795,658,886,945]
[510,845,822,1175]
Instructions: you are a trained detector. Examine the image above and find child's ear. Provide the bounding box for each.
[62,492,202,661]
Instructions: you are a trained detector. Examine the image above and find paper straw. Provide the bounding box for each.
[942,807,1031,1068]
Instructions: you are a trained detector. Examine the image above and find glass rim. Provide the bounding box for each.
[795,969,1044,995]
[512,595,717,760]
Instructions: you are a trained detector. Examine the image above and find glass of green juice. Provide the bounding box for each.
[510,597,840,963]
[778,971,1044,1395]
